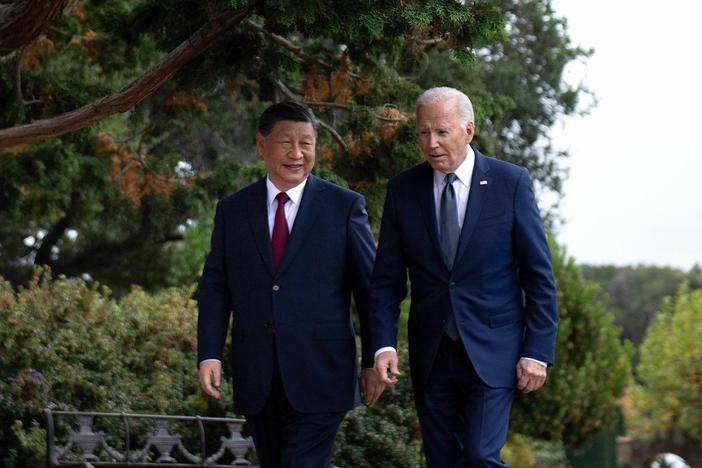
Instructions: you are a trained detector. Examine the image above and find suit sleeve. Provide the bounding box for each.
[513,169,559,365]
[368,180,408,353]
[346,195,377,369]
[197,200,232,365]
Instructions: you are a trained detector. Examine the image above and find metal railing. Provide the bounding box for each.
[44,409,257,467]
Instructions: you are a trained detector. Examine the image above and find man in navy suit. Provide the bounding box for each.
[371,87,558,467]
[198,101,384,467]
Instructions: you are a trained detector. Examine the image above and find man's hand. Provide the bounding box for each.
[360,368,386,407]
[516,358,547,393]
[374,350,400,386]
[199,360,222,399]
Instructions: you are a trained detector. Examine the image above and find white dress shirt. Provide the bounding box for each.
[266,177,307,237]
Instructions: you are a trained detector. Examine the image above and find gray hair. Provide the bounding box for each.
[415,87,474,128]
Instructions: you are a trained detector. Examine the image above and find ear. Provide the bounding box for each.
[255,132,265,156]
[465,121,475,144]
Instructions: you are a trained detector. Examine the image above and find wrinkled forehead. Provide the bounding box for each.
[416,102,462,129]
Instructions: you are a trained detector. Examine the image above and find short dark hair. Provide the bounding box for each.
[258,101,319,136]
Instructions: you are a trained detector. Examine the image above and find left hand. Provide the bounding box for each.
[516,358,548,393]
[360,368,386,407]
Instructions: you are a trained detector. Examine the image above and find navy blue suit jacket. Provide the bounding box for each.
[198,175,376,415]
[370,149,558,390]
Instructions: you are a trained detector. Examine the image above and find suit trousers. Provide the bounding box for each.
[245,339,346,468]
[414,334,514,468]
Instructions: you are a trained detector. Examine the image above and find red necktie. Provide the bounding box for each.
[271,192,290,269]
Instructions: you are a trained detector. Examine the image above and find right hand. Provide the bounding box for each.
[374,350,400,386]
[199,360,222,399]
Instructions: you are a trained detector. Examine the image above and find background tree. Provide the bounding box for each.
[629,285,702,443]
[510,238,632,447]
[581,264,702,349]
[1,0,588,292]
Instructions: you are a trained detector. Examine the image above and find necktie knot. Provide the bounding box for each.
[444,173,457,185]
[276,192,290,204]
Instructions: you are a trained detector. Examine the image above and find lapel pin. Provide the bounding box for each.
[480,180,488,186]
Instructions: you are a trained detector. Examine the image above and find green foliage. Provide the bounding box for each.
[510,237,632,447]
[581,264,702,348]
[1,0,588,292]
[333,347,423,468]
[631,285,702,442]
[0,269,229,467]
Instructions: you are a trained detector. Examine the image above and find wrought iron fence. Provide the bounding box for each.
[44,409,257,467]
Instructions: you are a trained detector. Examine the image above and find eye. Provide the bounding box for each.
[438,130,449,135]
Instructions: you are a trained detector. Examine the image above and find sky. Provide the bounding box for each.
[549,0,702,270]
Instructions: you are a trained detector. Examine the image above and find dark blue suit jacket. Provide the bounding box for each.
[370,149,558,390]
[198,175,376,415]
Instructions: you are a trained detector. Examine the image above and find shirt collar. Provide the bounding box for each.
[432,145,475,187]
[266,176,308,208]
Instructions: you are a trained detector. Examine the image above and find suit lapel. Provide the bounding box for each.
[246,179,275,278]
[276,175,323,276]
[454,149,490,266]
[417,163,449,269]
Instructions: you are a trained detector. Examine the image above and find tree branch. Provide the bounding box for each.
[0,0,71,52]
[0,6,252,150]
[275,80,348,153]
[245,19,335,72]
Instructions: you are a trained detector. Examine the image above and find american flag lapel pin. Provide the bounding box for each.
[480,180,488,186]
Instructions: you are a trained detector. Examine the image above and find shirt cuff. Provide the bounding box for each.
[199,358,221,367]
[374,347,397,360]
[521,357,547,367]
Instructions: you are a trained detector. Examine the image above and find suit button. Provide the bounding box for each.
[272,285,280,291]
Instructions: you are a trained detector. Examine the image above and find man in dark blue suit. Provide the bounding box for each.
[197,102,383,467]
[371,87,558,467]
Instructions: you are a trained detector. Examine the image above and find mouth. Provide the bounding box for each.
[283,163,304,170]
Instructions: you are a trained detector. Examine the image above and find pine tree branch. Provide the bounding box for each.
[245,19,335,72]
[0,6,252,150]
[0,0,71,52]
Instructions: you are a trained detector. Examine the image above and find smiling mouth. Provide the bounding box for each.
[284,164,304,169]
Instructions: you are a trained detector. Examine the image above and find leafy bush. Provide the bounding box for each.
[0,268,228,467]
[333,346,423,468]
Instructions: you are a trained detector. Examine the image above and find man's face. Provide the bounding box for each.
[256,120,316,191]
[416,101,474,173]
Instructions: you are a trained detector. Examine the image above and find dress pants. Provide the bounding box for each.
[245,347,346,468]
[414,334,514,468]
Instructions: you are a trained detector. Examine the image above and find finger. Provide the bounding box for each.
[200,368,221,399]
[213,368,221,388]
[389,357,401,376]
[517,375,530,393]
[376,360,397,385]
[365,387,378,407]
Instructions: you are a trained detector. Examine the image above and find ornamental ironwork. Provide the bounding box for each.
[44,409,257,467]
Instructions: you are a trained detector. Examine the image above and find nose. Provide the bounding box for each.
[428,133,439,148]
[289,142,304,159]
